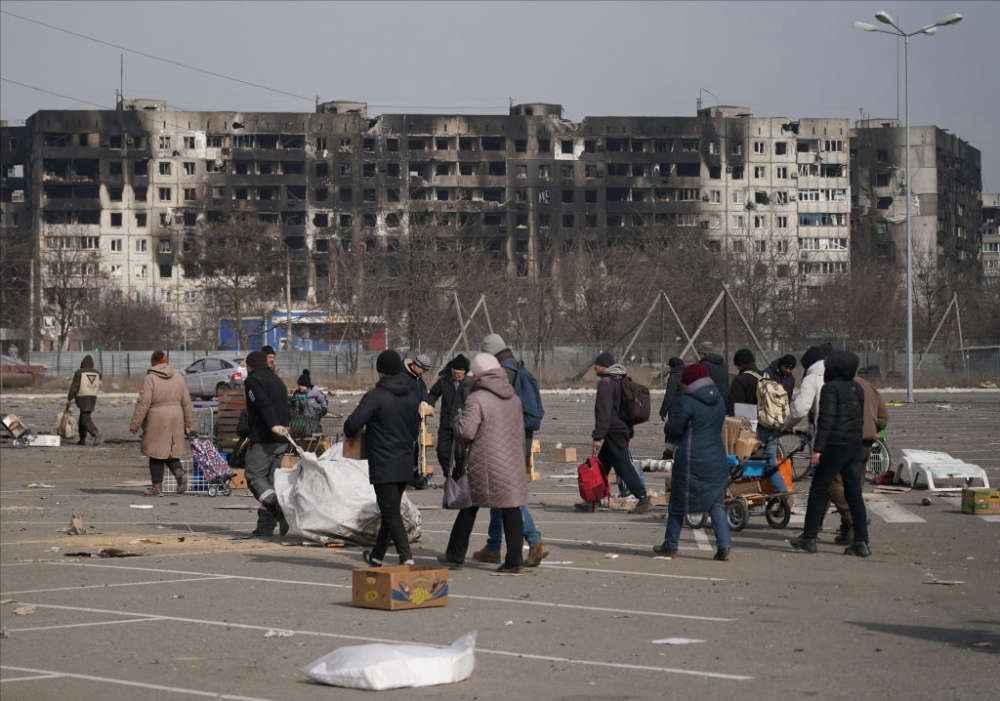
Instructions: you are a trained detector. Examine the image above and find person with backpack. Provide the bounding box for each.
[576,351,652,514]
[656,362,731,560]
[764,354,796,398]
[790,350,870,557]
[345,350,421,567]
[66,354,102,445]
[729,349,790,496]
[469,334,549,567]
[428,354,470,477]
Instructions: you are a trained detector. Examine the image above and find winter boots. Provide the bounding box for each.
[524,542,549,567]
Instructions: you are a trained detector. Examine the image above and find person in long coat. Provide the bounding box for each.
[438,353,527,574]
[344,350,421,567]
[655,363,732,561]
[129,350,193,496]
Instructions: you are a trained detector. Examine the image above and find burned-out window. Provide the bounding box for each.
[537,138,550,153]
[109,134,122,149]
[481,136,505,151]
[109,187,123,201]
[436,138,450,150]
[315,187,328,201]
[459,162,475,176]
[110,212,122,227]
[775,142,787,155]
[488,162,506,176]
[313,213,329,227]
[408,138,426,151]
[677,163,700,177]
[385,138,398,152]
[876,149,888,162]
[315,162,329,177]
[339,187,352,202]
[386,163,400,178]
[515,139,527,153]
[561,139,574,154]
[134,186,147,202]
[135,213,147,227]
[363,162,376,177]
[561,190,574,204]
[133,159,148,176]
[339,214,352,228]
[877,197,893,210]
[109,161,123,176]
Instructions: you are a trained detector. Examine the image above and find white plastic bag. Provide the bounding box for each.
[304,632,476,690]
[273,442,422,545]
[54,409,78,442]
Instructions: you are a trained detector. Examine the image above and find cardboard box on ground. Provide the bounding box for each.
[353,565,449,611]
[962,488,1000,514]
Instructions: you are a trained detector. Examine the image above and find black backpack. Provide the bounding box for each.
[618,376,650,426]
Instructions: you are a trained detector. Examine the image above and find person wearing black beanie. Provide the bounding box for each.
[594,351,615,369]
[297,369,312,388]
[261,345,277,372]
[345,348,421,567]
[376,350,403,376]
[292,369,328,429]
[243,347,291,537]
[428,354,471,478]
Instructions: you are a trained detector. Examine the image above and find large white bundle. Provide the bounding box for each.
[274,443,422,545]
[304,633,476,690]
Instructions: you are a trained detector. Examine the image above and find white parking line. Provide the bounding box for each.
[7,617,163,634]
[41,560,731,618]
[1,575,231,596]
[420,527,704,552]
[0,664,274,700]
[10,604,751,681]
[1,672,67,683]
[691,528,713,551]
[865,500,926,524]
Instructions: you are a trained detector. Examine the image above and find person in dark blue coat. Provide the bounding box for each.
[344,350,421,567]
[654,363,732,561]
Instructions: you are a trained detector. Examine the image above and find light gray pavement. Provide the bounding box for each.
[1,391,997,700]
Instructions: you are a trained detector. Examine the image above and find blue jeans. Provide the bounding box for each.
[756,425,788,493]
[487,506,540,549]
[663,500,731,549]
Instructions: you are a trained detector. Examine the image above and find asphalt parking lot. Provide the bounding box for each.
[1,390,997,700]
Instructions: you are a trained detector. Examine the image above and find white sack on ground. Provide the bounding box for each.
[274,443,421,545]
[304,632,476,690]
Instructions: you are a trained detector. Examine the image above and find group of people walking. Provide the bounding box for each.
[74,328,885,571]
[656,341,887,560]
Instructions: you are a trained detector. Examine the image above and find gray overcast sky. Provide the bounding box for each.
[2,1,997,189]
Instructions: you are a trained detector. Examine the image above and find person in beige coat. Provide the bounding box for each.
[438,353,527,574]
[130,350,193,496]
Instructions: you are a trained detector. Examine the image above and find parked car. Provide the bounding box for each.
[1,355,48,389]
[182,355,247,399]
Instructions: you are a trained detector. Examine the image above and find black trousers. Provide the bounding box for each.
[148,457,181,484]
[77,410,98,444]
[803,443,869,543]
[372,482,411,562]
[598,433,646,499]
[446,506,524,568]
[436,428,468,478]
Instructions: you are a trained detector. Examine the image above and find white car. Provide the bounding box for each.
[182,355,247,399]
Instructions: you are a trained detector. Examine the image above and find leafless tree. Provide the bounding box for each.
[181,214,282,350]
[88,293,180,350]
[40,236,107,353]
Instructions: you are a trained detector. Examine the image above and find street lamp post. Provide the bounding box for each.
[854,11,962,403]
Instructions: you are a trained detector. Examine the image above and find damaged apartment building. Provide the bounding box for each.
[4,100,859,346]
[850,118,983,272]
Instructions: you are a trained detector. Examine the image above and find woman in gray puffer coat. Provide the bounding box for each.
[439,353,527,573]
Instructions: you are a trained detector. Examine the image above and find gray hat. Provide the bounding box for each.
[481,333,506,355]
[413,354,432,371]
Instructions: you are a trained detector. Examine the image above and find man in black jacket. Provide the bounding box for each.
[243,351,290,537]
[658,357,685,421]
[698,342,731,411]
[728,348,760,416]
[577,351,651,514]
[791,350,869,556]
[345,350,420,567]
[428,354,470,478]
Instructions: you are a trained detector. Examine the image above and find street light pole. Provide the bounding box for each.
[854,11,962,404]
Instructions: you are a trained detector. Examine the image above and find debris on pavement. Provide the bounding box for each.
[13,604,37,616]
[604,553,619,559]
[98,548,139,558]
[921,497,932,506]
[650,638,705,645]
[25,482,55,489]
[129,504,154,509]
[264,629,294,638]
[67,514,86,535]
[504,620,514,626]
[0,599,14,605]
[925,579,965,586]
[172,594,185,599]
[64,552,93,558]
